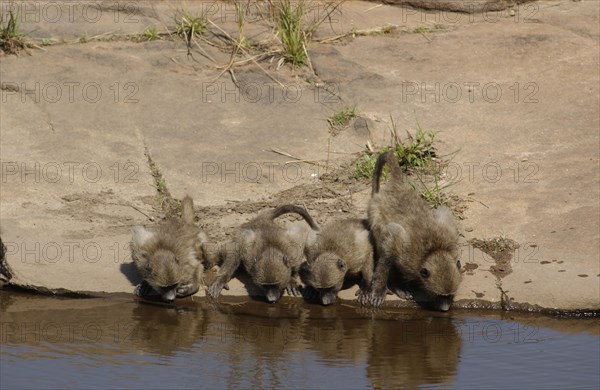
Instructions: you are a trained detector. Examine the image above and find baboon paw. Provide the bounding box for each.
[371,295,385,307]
[357,290,385,307]
[176,283,198,297]
[134,281,153,297]
[356,290,370,306]
[207,283,224,298]
[286,286,301,297]
[302,286,318,300]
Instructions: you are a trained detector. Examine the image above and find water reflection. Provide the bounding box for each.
[1,291,598,389]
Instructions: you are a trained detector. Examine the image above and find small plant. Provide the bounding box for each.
[351,24,397,37]
[0,10,26,54]
[233,1,249,48]
[328,105,357,129]
[175,9,206,37]
[410,173,454,208]
[274,0,306,65]
[41,38,54,46]
[393,124,437,171]
[413,26,430,34]
[157,176,167,195]
[355,119,438,179]
[355,150,383,179]
[79,33,88,43]
[143,27,159,41]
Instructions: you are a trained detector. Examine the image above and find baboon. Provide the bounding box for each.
[358,151,462,311]
[131,196,209,302]
[208,205,319,303]
[302,218,374,305]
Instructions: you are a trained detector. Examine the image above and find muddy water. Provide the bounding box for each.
[1,291,598,389]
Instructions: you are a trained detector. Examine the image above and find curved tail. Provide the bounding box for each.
[181,196,195,225]
[371,150,403,195]
[270,205,319,231]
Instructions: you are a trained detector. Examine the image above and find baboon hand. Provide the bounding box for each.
[302,286,319,300]
[133,281,154,297]
[208,281,226,298]
[357,288,386,307]
[285,284,302,297]
[176,283,199,297]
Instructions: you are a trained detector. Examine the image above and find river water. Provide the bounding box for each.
[1,290,598,389]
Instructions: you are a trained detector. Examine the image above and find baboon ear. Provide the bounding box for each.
[305,229,318,247]
[434,206,457,232]
[337,258,347,271]
[240,229,256,246]
[385,223,408,242]
[132,225,154,246]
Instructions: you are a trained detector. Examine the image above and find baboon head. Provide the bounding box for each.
[382,213,462,311]
[138,249,184,302]
[131,225,183,302]
[305,253,347,306]
[418,247,462,311]
[250,247,292,303]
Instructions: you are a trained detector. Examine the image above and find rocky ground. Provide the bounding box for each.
[1,0,598,313]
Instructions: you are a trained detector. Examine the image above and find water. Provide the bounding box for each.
[1,290,598,389]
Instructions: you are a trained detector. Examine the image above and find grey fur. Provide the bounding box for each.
[130,196,209,302]
[358,151,462,311]
[208,205,318,303]
[303,219,374,305]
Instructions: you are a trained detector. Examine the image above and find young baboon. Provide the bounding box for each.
[358,151,462,311]
[208,205,319,303]
[303,219,374,305]
[131,196,209,302]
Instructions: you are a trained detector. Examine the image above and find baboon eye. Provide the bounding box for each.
[420,268,430,278]
[456,260,461,269]
[337,259,346,270]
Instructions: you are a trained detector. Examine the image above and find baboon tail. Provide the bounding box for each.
[372,150,403,195]
[181,196,195,225]
[270,205,319,231]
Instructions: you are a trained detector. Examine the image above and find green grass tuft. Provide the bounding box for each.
[328,106,357,129]
[175,9,207,37]
[0,10,26,54]
[354,119,455,207]
[274,0,307,66]
[143,27,159,41]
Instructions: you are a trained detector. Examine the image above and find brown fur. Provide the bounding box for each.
[359,151,461,310]
[208,205,318,303]
[130,196,209,301]
[303,219,374,305]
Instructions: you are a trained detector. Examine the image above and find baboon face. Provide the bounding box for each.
[306,254,347,305]
[142,249,183,302]
[251,248,291,303]
[418,249,462,311]
[317,287,339,306]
